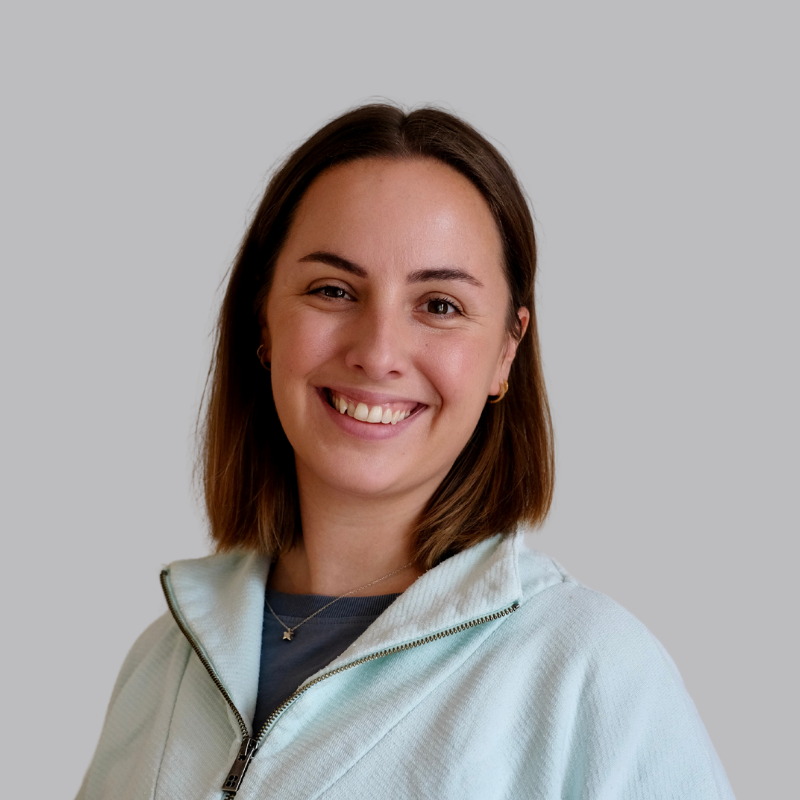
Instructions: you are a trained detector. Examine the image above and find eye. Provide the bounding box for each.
[310,285,353,301]
[422,297,462,316]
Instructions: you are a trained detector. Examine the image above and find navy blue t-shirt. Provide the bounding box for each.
[252,588,400,734]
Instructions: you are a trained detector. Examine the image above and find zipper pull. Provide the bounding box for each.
[222,735,257,794]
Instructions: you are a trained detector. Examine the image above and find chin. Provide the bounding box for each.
[321,470,413,499]
[298,451,440,501]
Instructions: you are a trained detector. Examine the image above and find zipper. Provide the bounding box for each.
[160,570,249,740]
[160,568,519,797]
[221,734,257,794]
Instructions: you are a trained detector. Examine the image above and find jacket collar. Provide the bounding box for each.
[338,532,522,664]
[162,532,523,731]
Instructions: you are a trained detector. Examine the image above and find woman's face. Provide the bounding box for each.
[262,158,528,504]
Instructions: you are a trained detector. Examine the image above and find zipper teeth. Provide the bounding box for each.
[254,601,520,746]
[160,570,249,739]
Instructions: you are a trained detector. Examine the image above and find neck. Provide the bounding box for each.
[268,469,429,596]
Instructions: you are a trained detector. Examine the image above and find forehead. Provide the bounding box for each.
[284,158,504,275]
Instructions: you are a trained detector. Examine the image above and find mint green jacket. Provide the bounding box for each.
[77,533,735,799]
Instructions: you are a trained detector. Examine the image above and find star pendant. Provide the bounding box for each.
[282,629,294,641]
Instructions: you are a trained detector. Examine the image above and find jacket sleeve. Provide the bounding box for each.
[75,612,191,800]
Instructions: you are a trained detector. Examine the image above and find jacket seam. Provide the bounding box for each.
[151,632,192,800]
[509,533,523,600]
[514,567,571,611]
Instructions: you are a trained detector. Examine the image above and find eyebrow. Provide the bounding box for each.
[406,267,483,287]
[299,251,367,278]
[298,251,483,287]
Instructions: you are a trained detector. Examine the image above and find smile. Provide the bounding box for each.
[325,389,421,425]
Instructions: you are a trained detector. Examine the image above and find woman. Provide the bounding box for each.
[77,104,734,799]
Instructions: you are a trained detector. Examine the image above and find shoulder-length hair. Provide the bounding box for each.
[199,103,554,569]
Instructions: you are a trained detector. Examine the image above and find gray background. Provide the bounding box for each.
[1,2,796,797]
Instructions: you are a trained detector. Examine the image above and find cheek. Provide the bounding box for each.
[425,334,499,407]
[269,307,340,375]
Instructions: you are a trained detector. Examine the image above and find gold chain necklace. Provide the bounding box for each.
[265,561,415,641]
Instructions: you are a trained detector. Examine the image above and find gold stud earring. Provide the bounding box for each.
[489,379,509,404]
[256,344,271,371]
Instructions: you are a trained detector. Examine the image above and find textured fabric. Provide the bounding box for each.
[76,533,735,799]
[254,589,400,732]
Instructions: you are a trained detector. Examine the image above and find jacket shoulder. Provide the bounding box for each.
[506,544,734,798]
[515,542,671,669]
[107,611,184,707]
[77,612,193,800]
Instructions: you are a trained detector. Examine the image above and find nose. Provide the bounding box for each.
[343,305,410,381]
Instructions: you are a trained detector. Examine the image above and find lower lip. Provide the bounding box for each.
[317,390,424,441]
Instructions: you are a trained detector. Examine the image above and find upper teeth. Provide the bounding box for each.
[329,392,414,425]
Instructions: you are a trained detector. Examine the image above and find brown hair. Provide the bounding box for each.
[199,103,554,568]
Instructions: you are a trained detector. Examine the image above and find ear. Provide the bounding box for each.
[490,306,530,395]
[258,307,272,361]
